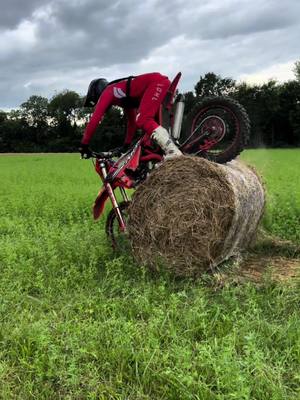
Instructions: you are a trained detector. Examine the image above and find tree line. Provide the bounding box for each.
[0,89,127,152]
[1,62,300,152]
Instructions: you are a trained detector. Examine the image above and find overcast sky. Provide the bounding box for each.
[1,0,299,109]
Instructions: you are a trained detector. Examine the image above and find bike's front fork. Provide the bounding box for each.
[105,183,129,232]
[100,161,128,232]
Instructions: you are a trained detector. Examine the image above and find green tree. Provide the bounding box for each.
[20,96,49,128]
[0,110,7,124]
[0,111,7,151]
[76,98,92,123]
[234,82,262,146]
[290,104,300,145]
[293,60,300,81]
[48,90,82,127]
[256,80,280,146]
[279,80,300,146]
[183,91,197,115]
[48,90,83,149]
[19,96,49,145]
[89,106,125,151]
[195,72,236,97]
[234,80,283,147]
[0,109,33,152]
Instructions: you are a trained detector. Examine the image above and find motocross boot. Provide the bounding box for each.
[151,126,182,160]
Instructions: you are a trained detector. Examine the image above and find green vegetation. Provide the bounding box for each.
[1,62,300,153]
[242,149,300,242]
[0,150,299,399]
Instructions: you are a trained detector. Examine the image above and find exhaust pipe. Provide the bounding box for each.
[172,94,185,140]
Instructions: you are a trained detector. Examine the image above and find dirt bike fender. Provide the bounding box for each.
[93,188,109,220]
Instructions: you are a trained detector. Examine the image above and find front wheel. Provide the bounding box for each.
[105,201,131,250]
[180,96,250,164]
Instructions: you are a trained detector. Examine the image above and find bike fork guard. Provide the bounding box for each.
[93,187,109,220]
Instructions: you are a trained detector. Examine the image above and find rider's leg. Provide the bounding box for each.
[151,126,182,159]
[135,76,182,159]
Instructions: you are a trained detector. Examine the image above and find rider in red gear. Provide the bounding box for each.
[79,72,182,159]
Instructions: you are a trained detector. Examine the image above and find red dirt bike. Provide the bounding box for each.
[86,72,250,247]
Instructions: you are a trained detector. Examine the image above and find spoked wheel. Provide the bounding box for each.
[105,201,131,251]
[181,96,250,163]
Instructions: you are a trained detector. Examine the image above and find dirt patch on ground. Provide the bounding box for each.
[242,255,298,282]
[212,233,300,286]
[213,254,300,286]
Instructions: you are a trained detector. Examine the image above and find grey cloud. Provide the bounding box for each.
[0,0,300,108]
[182,0,300,40]
[0,0,49,28]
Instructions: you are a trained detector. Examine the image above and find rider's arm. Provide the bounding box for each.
[81,88,113,145]
[124,108,137,145]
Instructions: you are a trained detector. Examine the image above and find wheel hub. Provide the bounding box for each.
[200,115,226,142]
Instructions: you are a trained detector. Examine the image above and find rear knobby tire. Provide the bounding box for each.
[181,96,250,164]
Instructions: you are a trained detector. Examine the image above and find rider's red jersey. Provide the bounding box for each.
[81,72,170,145]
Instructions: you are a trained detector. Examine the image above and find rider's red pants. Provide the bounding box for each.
[134,75,171,136]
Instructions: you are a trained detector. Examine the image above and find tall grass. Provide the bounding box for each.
[0,151,299,399]
[242,149,300,242]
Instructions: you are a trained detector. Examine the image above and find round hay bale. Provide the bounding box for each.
[127,156,265,277]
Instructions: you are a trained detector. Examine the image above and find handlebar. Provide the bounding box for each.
[91,150,115,159]
[81,144,133,160]
[81,149,121,160]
